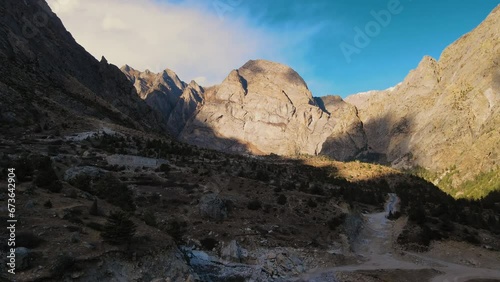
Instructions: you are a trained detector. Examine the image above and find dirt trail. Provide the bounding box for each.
[295,194,500,281]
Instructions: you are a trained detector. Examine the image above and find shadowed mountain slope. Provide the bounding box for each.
[346,5,500,198]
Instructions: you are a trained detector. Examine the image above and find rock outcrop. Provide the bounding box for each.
[0,0,164,132]
[167,80,205,136]
[315,95,367,161]
[120,66,207,137]
[345,5,500,195]
[123,59,367,160]
[178,60,367,159]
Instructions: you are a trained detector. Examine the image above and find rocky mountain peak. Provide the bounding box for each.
[187,80,204,93]
[161,68,185,90]
[238,60,308,89]
[177,60,367,158]
[121,64,132,72]
[237,60,314,106]
[345,4,500,197]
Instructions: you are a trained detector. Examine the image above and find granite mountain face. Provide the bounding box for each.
[125,60,368,160]
[1,0,495,199]
[120,65,206,137]
[345,5,500,197]
[123,5,500,197]
[2,1,500,281]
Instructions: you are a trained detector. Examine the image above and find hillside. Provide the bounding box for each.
[0,1,499,281]
[345,5,500,198]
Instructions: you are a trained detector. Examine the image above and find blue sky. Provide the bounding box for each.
[199,0,499,96]
[50,0,499,98]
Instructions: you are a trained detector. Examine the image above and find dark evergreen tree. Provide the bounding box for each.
[89,199,99,216]
[101,211,136,245]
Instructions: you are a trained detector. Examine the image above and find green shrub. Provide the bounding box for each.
[247,199,262,210]
[14,156,34,182]
[51,254,75,276]
[327,214,346,231]
[409,205,427,224]
[277,194,287,205]
[143,209,157,227]
[101,211,136,245]
[158,164,170,173]
[306,199,318,208]
[69,174,92,192]
[86,222,104,231]
[35,165,61,192]
[17,231,43,248]
[200,237,218,250]
[89,199,99,216]
[256,170,270,182]
[166,219,187,242]
[310,185,325,196]
[44,200,53,209]
[94,174,135,211]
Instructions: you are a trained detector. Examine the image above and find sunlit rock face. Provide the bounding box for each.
[179,59,367,159]
[345,5,500,189]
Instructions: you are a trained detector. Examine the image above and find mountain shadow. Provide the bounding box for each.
[0,0,166,136]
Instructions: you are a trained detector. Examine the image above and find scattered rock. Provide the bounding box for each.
[198,194,228,221]
[221,240,246,263]
[15,247,31,271]
[70,232,80,243]
[63,166,107,182]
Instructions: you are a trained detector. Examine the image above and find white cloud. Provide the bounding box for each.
[48,0,80,14]
[46,0,324,88]
[45,0,267,86]
[101,15,128,31]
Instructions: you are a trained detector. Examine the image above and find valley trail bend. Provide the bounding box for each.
[295,194,500,282]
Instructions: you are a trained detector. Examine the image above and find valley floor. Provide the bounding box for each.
[295,195,500,282]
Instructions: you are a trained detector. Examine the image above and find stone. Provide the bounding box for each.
[198,194,228,221]
[63,166,107,182]
[15,247,31,271]
[221,240,245,262]
[70,232,80,243]
[178,60,368,160]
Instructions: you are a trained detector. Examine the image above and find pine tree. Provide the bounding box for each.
[89,199,99,216]
[101,211,136,245]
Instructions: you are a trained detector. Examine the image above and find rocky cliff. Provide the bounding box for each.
[178,60,367,159]
[315,95,368,161]
[0,0,164,133]
[124,59,367,160]
[345,5,500,197]
[121,66,206,137]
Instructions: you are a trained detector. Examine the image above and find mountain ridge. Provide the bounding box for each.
[345,4,500,197]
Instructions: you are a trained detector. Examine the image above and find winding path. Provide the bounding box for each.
[295,194,500,281]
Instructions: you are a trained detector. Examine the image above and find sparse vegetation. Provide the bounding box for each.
[94,173,135,211]
[69,174,92,192]
[276,194,287,205]
[16,231,43,249]
[44,200,53,208]
[101,211,137,245]
[143,209,157,227]
[89,199,99,216]
[247,199,262,210]
[51,254,75,277]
